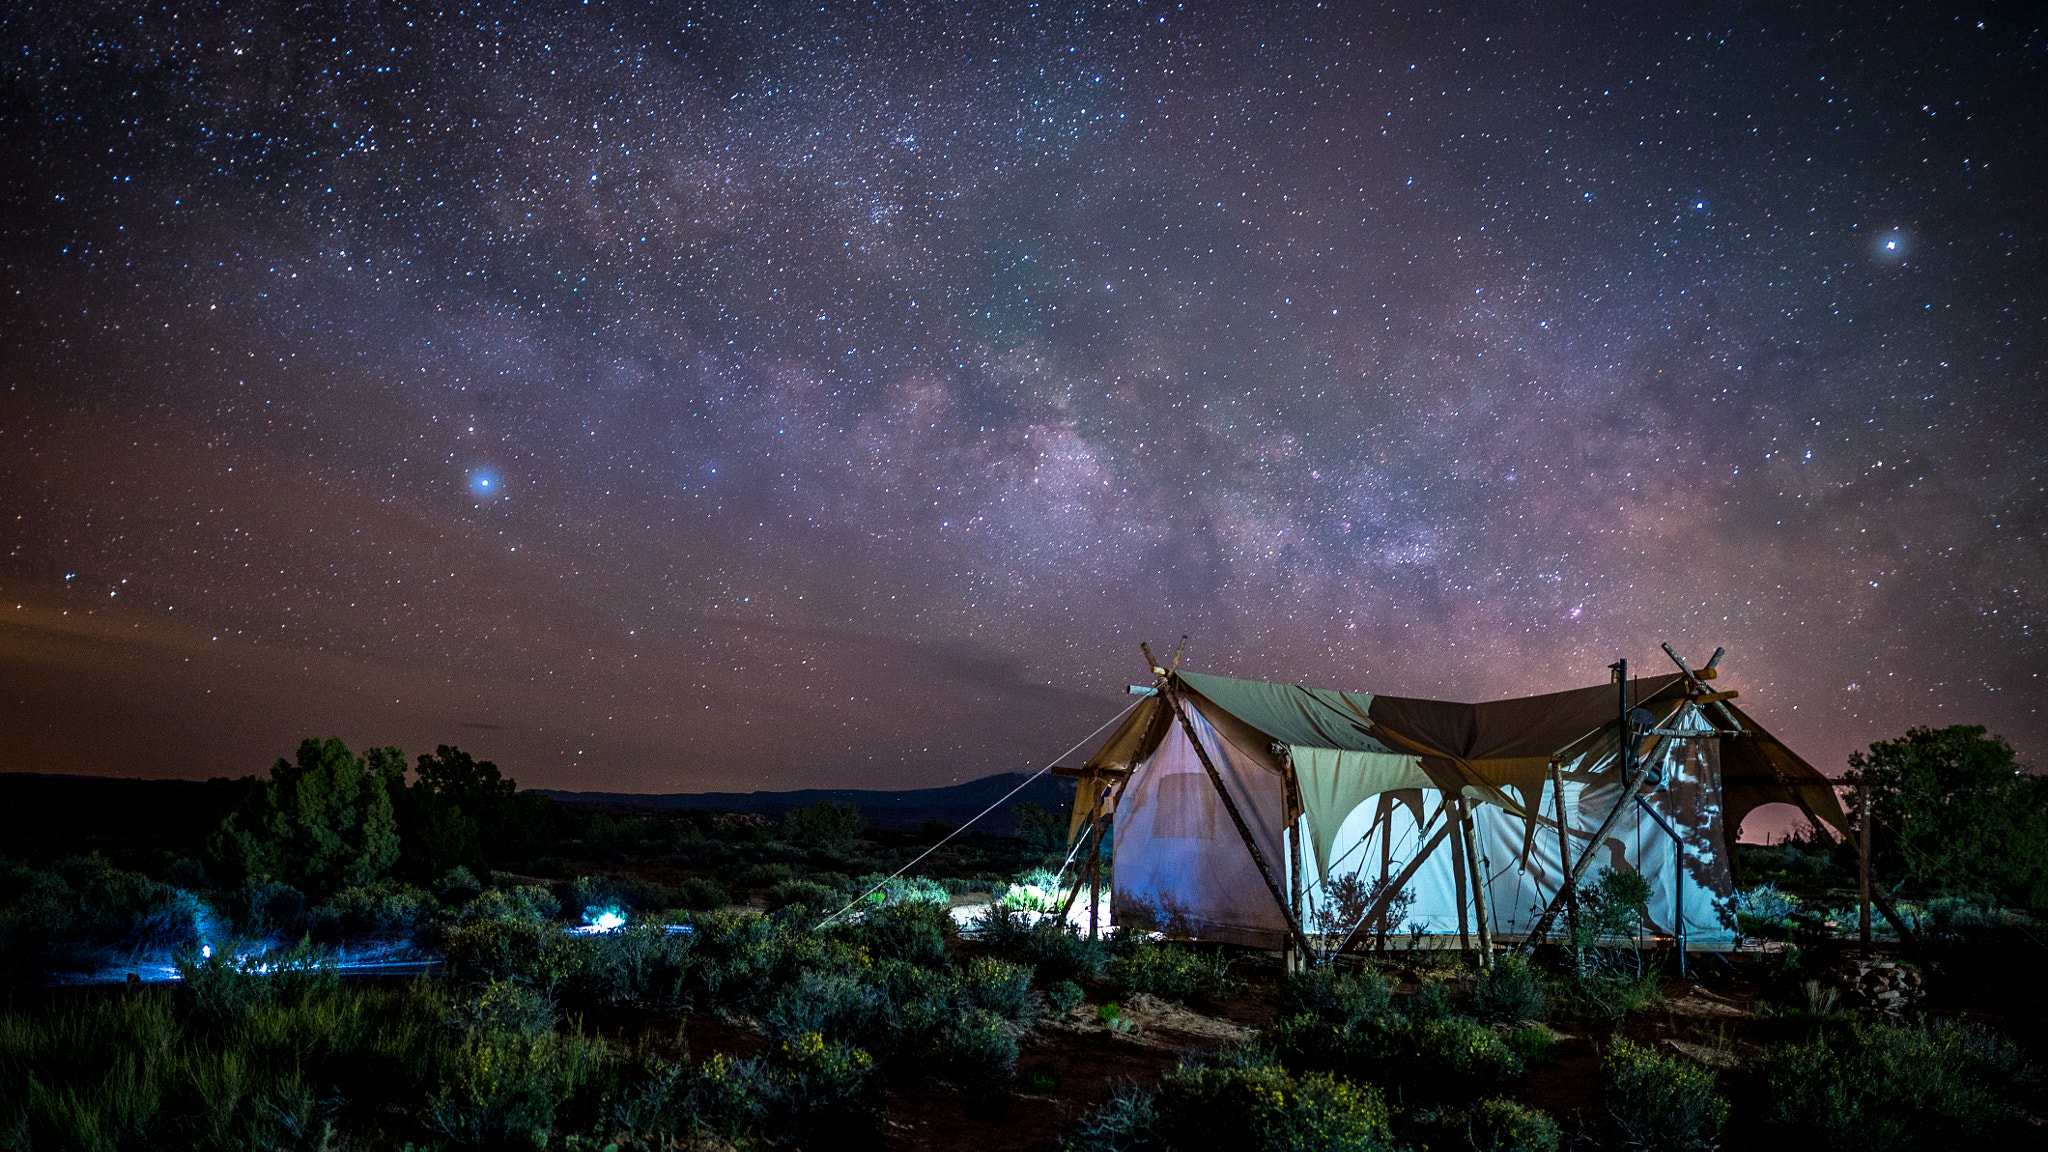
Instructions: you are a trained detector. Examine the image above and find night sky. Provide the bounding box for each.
[3,2,2042,824]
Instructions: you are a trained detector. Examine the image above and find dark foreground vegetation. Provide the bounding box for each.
[0,723,2043,1150]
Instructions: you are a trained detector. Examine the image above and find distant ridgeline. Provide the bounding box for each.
[529,771,1077,835]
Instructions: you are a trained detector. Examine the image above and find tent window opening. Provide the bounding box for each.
[1155,773,1219,840]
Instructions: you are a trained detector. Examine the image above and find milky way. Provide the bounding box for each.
[2,3,2042,821]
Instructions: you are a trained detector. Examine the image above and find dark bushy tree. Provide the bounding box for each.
[783,801,866,851]
[1848,725,2048,909]
[212,738,400,897]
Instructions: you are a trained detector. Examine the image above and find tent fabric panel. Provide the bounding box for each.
[1717,702,1853,844]
[1291,746,1431,881]
[1111,706,1291,948]
[1174,670,1392,754]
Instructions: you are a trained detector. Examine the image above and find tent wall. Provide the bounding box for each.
[1298,726,1739,947]
[1111,703,1291,948]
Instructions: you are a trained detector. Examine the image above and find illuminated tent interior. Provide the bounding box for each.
[1063,651,1847,955]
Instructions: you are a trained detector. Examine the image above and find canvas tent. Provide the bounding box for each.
[1067,652,1847,954]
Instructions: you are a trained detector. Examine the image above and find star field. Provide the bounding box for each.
[2,2,2042,817]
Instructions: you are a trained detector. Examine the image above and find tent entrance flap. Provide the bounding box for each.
[1291,746,1431,881]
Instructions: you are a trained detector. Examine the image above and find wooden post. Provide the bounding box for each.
[1859,783,1873,955]
[1461,797,1494,968]
[1450,795,1472,955]
[1550,758,1580,961]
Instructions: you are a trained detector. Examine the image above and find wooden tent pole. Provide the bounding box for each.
[1450,795,1472,954]
[1143,645,1316,958]
[1550,757,1582,967]
[1284,750,1305,971]
[1461,797,1494,968]
[1858,784,1873,955]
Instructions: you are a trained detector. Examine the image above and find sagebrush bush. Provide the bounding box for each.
[1603,1037,1728,1152]
[0,961,447,1149]
[763,967,890,1047]
[444,919,584,989]
[1262,1006,1521,1107]
[1471,954,1548,1023]
[455,884,561,927]
[673,875,731,911]
[570,923,697,1008]
[1279,965,1392,1026]
[1754,1018,2035,1150]
[1410,1096,1561,1152]
[1048,979,1086,1015]
[765,878,840,912]
[452,979,559,1035]
[937,1008,1021,1086]
[960,956,1037,1020]
[1013,918,1114,982]
[429,1026,604,1146]
[318,880,436,941]
[1154,1050,1394,1152]
[830,899,952,967]
[1107,941,1232,1004]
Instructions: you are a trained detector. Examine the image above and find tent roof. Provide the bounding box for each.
[1174,670,1393,754]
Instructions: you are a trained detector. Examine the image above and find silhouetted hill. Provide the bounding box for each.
[0,773,258,873]
[528,771,1076,833]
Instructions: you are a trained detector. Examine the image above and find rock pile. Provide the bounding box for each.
[1832,958,1924,1014]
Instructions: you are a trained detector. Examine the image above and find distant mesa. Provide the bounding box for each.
[528,771,1076,834]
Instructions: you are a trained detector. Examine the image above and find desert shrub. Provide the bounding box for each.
[1409,1015,1526,1098]
[1754,1018,2035,1149]
[1472,954,1548,1023]
[1063,1081,1160,1152]
[217,879,310,941]
[766,878,840,911]
[968,902,1035,950]
[445,919,584,990]
[1011,918,1114,981]
[1107,941,1232,1005]
[1734,882,1800,930]
[766,1031,874,1118]
[1280,965,1392,1026]
[1569,969,1664,1021]
[1154,1051,1393,1152]
[429,1026,604,1146]
[1404,976,1454,1020]
[572,924,698,1008]
[452,979,559,1035]
[1410,1097,1561,1152]
[319,880,436,939]
[175,936,339,1028]
[1508,1024,1557,1064]
[456,884,561,927]
[763,968,890,1046]
[673,876,731,911]
[830,899,952,967]
[731,862,797,890]
[0,856,206,970]
[1603,1037,1728,1152]
[1262,1008,1521,1107]
[568,871,668,919]
[960,956,1037,1020]
[436,864,484,901]
[1064,1051,1393,1152]
[783,801,867,851]
[1048,980,1086,1015]
[937,1008,1021,1086]
[846,873,952,908]
[0,962,447,1150]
